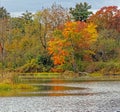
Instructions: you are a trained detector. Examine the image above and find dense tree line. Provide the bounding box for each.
[0,3,120,75]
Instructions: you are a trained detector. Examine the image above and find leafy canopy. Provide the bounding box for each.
[70,2,92,21]
[48,21,98,68]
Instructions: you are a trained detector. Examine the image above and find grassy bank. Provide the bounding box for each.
[1,71,120,86]
[0,83,35,91]
[0,72,37,92]
[61,72,120,81]
[15,72,120,83]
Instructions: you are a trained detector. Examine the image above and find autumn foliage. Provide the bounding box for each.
[89,6,120,32]
[48,21,98,67]
[0,4,120,74]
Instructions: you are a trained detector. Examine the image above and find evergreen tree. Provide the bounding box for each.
[70,2,92,21]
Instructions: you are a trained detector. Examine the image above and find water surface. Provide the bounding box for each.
[0,80,120,112]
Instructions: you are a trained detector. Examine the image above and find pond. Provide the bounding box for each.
[0,79,120,112]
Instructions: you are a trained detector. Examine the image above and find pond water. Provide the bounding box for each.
[0,80,120,112]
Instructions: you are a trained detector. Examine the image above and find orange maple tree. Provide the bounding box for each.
[48,21,98,71]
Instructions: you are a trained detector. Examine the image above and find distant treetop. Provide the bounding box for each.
[0,7,10,18]
[69,2,92,22]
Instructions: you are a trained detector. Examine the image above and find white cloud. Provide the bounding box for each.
[10,12,24,17]
[10,11,35,17]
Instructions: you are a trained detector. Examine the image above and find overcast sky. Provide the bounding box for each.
[0,0,120,16]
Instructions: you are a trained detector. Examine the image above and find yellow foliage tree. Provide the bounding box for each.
[48,21,98,72]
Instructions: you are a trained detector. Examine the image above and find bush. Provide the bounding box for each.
[37,54,53,72]
[102,61,120,75]
[77,61,89,72]
[86,61,106,73]
[62,70,78,78]
[86,60,120,75]
[17,59,42,73]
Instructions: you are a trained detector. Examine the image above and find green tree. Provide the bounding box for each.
[0,7,10,18]
[21,10,33,22]
[91,29,120,62]
[69,2,92,21]
[0,7,10,70]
